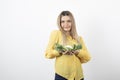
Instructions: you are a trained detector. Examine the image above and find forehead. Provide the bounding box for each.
[61,16,71,20]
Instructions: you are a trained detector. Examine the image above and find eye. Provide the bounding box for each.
[67,20,71,22]
[61,20,65,23]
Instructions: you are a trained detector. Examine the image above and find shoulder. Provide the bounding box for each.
[78,36,85,43]
[78,36,83,40]
[50,30,61,35]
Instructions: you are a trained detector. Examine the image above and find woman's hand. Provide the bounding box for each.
[59,50,79,55]
[63,51,73,55]
[72,50,79,55]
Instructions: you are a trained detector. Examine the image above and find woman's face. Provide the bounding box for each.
[61,16,72,32]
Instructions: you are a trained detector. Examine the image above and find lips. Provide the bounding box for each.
[64,27,70,28]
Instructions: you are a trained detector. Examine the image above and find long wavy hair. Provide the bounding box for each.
[57,11,80,45]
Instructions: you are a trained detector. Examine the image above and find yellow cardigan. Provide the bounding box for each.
[45,30,91,80]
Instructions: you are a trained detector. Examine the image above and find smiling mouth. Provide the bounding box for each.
[64,27,70,28]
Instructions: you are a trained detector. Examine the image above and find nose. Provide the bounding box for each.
[64,22,68,26]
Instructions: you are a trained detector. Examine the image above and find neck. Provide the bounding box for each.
[65,31,70,36]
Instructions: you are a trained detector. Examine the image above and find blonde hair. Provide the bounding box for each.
[57,11,80,45]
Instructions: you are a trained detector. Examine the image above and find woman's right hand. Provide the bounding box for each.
[61,51,74,55]
[59,50,79,55]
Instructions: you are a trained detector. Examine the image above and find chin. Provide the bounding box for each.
[64,29,70,32]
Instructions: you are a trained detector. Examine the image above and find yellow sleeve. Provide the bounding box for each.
[45,30,61,59]
[77,37,91,63]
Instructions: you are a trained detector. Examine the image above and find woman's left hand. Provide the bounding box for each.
[72,50,79,55]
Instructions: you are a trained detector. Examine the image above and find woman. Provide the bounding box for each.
[45,11,91,80]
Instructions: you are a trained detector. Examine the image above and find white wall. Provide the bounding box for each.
[0,0,120,80]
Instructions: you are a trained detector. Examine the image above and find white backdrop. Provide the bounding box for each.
[0,0,120,80]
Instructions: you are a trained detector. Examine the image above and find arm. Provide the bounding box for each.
[45,30,61,59]
[76,37,91,63]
